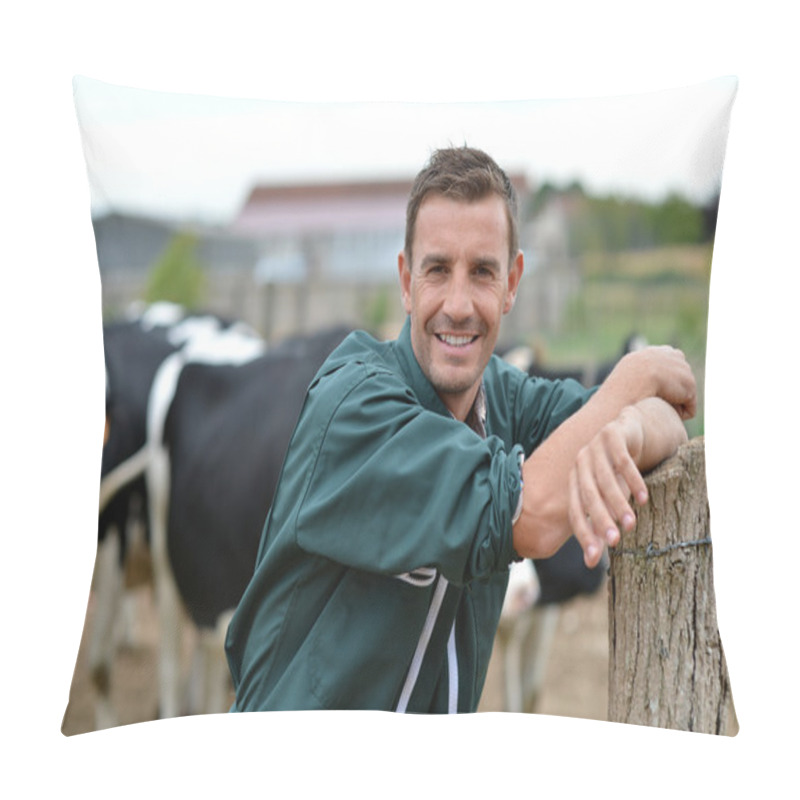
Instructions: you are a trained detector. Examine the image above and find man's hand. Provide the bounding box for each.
[567,398,688,568]
[512,356,696,564]
[604,346,697,421]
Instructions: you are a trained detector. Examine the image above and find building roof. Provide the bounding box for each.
[231,175,531,237]
[231,179,413,236]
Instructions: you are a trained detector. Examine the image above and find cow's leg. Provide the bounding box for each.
[186,611,234,715]
[153,543,184,717]
[205,610,235,714]
[185,623,208,716]
[519,605,561,713]
[147,446,184,719]
[499,604,562,714]
[118,499,151,649]
[87,526,123,730]
[498,560,541,712]
[503,612,532,713]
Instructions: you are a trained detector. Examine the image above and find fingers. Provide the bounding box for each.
[654,347,697,419]
[568,426,649,569]
[677,387,698,421]
[669,358,697,420]
[617,346,697,420]
[568,470,606,568]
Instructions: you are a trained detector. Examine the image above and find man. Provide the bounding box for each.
[225,146,695,713]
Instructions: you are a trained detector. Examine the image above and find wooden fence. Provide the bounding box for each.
[607,436,738,735]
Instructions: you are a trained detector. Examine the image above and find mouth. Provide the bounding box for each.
[435,333,479,348]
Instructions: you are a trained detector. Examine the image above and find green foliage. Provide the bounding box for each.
[652,193,705,245]
[531,241,711,438]
[526,179,562,216]
[144,232,207,309]
[365,285,395,335]
[529,183,708,255]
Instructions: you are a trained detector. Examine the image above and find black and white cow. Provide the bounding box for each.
[99,302,262,526]
[91,315,183,728]
[91,303,264,727]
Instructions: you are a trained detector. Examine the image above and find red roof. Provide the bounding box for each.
[231,175,530,237]
[231,180,413,236]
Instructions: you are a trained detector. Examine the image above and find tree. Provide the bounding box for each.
[652,193,704,245]
[144,231,207,309]
[528,182,708,253]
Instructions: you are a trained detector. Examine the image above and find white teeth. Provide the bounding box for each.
[438,334,475,347]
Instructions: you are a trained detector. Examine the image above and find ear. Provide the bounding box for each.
[398,250,412,314]
[503,250,524,314]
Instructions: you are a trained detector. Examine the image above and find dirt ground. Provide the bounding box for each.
[479,583,609,719]
[61,578,610,735]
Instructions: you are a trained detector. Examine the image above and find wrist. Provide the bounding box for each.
[617,404,646,464]
[602,351,657,407]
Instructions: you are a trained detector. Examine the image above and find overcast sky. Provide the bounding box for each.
[73,75,737,224]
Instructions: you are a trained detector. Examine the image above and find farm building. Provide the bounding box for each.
[92,173,580,343]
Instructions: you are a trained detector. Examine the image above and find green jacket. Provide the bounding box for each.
[225,319,592,713]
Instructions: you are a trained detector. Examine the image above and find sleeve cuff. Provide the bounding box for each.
[511,450,524,525]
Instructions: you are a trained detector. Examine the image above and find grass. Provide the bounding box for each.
[528,244,713,438]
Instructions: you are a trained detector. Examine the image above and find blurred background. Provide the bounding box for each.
[80,76,734,440]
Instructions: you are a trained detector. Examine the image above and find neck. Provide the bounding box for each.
[440,385,480,423]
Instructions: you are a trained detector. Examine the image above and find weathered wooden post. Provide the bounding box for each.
[608,436,737,735]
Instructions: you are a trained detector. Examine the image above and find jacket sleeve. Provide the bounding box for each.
[291,363,523,587]
[483,356,597,456]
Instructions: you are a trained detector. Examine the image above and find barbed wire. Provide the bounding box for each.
[611,537,712,559]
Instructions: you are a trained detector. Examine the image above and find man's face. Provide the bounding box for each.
[398,193,523,421]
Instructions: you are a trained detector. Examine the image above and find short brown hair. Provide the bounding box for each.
[404,146,519,265]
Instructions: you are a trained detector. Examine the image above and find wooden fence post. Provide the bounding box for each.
[607,436,738,735]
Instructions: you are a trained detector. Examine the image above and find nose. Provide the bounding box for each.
[441,268,474,322]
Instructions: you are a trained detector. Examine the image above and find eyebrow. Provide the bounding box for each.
[418,254,502,271]
[419,253,451,269]
[473,256,502,272]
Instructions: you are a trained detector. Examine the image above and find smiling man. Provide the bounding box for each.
[225,146,696,713]
[399,190,523,421]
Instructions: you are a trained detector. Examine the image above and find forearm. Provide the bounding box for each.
[624,396,688,473]
[512,382,645,559]
[512,395,688,562]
